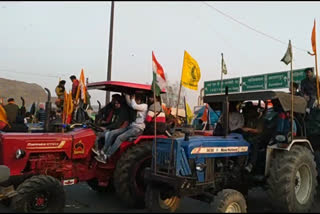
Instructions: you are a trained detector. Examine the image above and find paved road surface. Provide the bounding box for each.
[0,182,319,213]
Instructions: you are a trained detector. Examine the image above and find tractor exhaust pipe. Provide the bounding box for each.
[97,101,101,112]
[44,88,51,132]
[224,86,229,138]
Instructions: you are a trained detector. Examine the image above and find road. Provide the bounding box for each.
[0,182,320,213]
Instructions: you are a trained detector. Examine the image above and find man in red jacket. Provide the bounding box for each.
[69,75,79,100]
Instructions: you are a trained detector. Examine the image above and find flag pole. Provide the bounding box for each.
[290,40,294,141]
[220,53,224,94]
[153,81,157,175]
[175,51,186,119]
[315,52,320,107]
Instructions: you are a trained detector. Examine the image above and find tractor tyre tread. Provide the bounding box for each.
[211,189,247,213]
[113,141,152,208]
[267,145,317,212]
[10,175,65,213]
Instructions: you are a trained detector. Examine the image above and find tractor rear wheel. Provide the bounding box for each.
[211,189,247,213]
[113,141,152,208]
[145,184,180,213]
[10,175,65,213]
[267,145,317,212]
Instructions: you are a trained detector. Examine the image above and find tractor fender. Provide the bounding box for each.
[265,139,314,176]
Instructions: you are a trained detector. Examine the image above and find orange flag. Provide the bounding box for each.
[312,19,317,54]
[201,104,208,122]
[66,91,74,124]
[75,69,87,104]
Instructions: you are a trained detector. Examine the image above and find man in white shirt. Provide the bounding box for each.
[95,93,148,163]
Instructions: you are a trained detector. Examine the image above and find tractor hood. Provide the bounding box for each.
[155,133,250,159]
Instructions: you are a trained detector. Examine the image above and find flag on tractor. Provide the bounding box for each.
[312,19,317,55]
[66,91,74,124]
[181,50,201,90]
[281,40,292,65]
[0,104,8,129]
[152,51,166,96]
[201,104,208,123]
[75,69,87,104]
[62,91,68,124]
[62,91,74,124]
[185,100,194,125]
[221,54,227,75]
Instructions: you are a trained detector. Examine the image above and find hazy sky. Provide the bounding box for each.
[1,1,319,107]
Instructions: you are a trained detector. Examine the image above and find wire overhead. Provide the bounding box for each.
[201,1,310,53]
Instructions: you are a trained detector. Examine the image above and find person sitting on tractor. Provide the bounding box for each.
[92,95,130,154]
[35,103,46,123]
[213,101,244,136]
[95,94,121,126]
[144,96,166,135]
[228,101,245,134]
[300,67,319,112]
[95,93,148,163]
[289,81,302,96]
[241,103,265,172]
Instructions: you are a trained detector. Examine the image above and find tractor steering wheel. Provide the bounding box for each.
[84,121,105,133]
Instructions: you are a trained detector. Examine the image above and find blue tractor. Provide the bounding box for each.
[144,89,318,213]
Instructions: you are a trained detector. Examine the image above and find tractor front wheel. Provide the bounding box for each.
[10,175,65,213]
[211,189,247,213]
[145,184,180,213]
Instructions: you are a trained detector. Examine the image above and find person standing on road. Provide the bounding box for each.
[300,67,320,112]
[4,98,19,126]
[95,93,148,163]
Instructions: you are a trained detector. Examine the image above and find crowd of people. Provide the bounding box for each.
[213,67,320,173]
[92,93,166,163]
[0,74,86,132]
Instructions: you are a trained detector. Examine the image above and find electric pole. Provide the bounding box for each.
[106,1,114,104]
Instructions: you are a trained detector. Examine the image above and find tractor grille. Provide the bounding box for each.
[154,140,175,174]
[156,150,171,168]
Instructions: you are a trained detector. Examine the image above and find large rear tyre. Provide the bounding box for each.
[267,145,317,212]
[113,142,152,208]
[211,189,247,213]
[10,175,65,213]
[145,184,180,213]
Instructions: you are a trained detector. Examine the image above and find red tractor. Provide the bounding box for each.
[0,81,167,212]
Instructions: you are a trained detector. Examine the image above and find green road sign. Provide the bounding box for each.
[291,68,307,83]
[267,71,288,89]
[204,78,240,95]
[242,74,266,92]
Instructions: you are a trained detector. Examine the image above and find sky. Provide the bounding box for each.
[0,1,319,108]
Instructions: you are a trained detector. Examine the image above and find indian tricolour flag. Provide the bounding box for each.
[152,51,166,96]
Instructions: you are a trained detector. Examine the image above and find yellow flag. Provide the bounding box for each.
[181,50,201,90]
[62,91,68,123]
[0,105,8,125]
[186,102,194,125]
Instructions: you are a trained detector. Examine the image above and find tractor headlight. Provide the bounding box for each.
[275,135,286,143]
[196,163,206,171]
[16,149,25,159]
